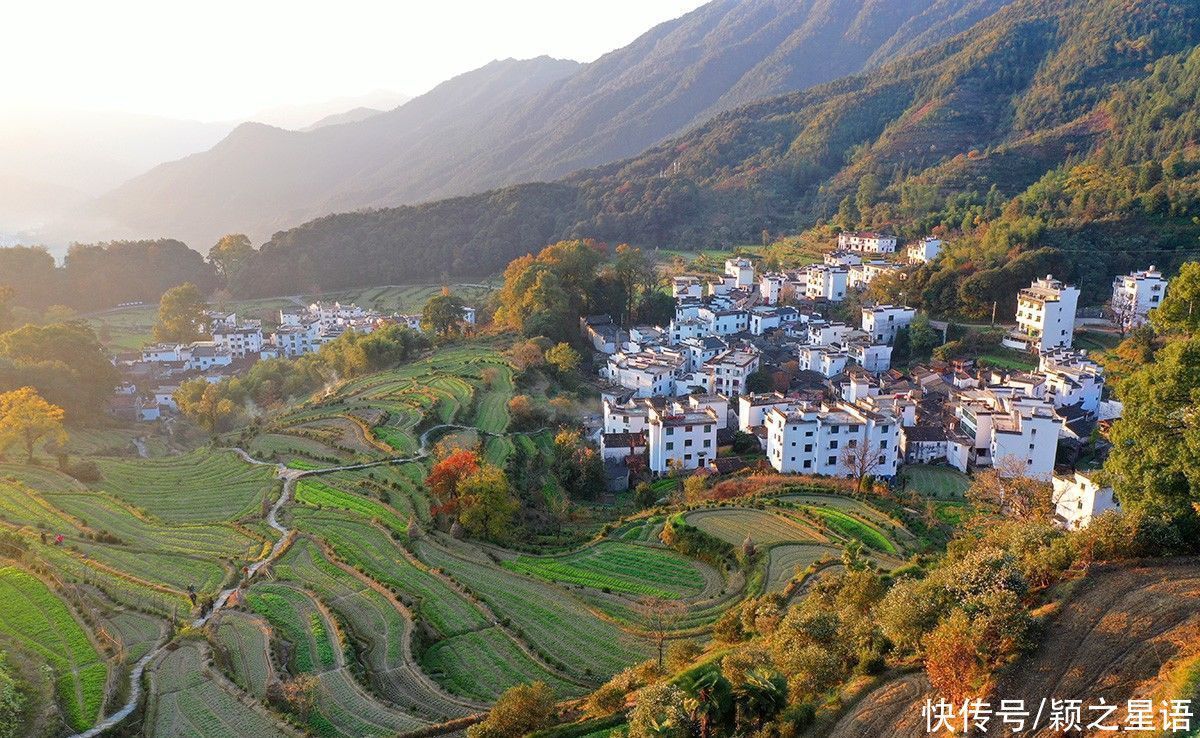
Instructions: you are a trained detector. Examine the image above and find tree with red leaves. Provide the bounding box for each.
[427,448,480,517]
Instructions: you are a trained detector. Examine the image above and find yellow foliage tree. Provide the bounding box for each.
[0,387,68,463]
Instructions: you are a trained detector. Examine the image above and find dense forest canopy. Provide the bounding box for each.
[0,240,217,314]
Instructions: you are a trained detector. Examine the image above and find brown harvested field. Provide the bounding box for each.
[684,507,826,546]
[827,558,1200,738]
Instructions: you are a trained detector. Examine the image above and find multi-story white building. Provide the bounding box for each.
[798,345,849,378]
[759,273,787,305]
[678,336,727,372]
[748,306,799,335]
[673,276,703,300]
[906,237,942,264]
[861,305,916,345]
[838,231,897,254]
[668,317,707,344]
[1053,472,1120,530]
[725,257,755,288]
[212,324,264,358]
[765,401,901,477]
[803,265,849,301]
[603,396,649,434]
[1006,275,1080,353]
[1111,265,1168,330]
[806,320,853,347]
[647,404,719,473]
[698,306,749,336]
[954,390,1059,478]
[824,251,863,267]
[848,261,900,290]
[738,392,792,431]
[848,341,892,374]
[1042,363,1104,414]
[186,342,234,371]
[272,322,320,357]
[705,348,761,397]
[602,350,688,397]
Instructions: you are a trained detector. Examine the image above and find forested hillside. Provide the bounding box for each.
[229,0,1200,310]
[84,0,1008,249]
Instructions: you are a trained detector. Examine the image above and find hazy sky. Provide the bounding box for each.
[7,0,709,122]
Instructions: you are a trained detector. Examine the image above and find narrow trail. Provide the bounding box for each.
[70,421,528,737]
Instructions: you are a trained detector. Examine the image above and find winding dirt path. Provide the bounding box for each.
[69,422,502,737]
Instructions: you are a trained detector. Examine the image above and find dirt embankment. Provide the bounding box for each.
[828,558,1200,738]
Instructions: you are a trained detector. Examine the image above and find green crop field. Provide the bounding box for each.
[685,507,826,546]
[799,505,898,554]
[295,478,409,536]
[95,450,277,522]
[503,542,706,599]
[212,611,274,698]
[146,641,290,737]
[765,544,842,591]
[246,583,338,674]
[902,465,971,499]
[0,567,107,731]
[421,626,586,702]
[415,539,652,681]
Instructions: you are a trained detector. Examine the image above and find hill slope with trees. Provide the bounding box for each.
[84,0,1010,249]
[228,0,1200,303]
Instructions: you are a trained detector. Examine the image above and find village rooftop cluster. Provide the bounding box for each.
[109,299,475,421]
[588,233,1170,531]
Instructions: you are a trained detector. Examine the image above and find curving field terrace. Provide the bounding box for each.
[146,641,291,738]
[765,544,843,591]
[503,541,707,599]
[0,567,108,731]
[685,507,827,546]
[94,450,278,523]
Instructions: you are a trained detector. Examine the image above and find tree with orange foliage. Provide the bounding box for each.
[427,448,480,517]
[923,610,988,704]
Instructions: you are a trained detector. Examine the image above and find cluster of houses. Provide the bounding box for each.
[109,299,476,422]
[591,241,1172,532]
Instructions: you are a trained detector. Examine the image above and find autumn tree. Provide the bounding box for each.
[427,449,480,518]
[637,596,687,669]
[174,378,245,434]
[457,465,519,542]
[628,683,691,738]
[923,610,988,704]
[545,342,581,374]
[838,436,882,492]
[421,292,466,336]
[506,339,545,372]
[0,387,67,462]
[965,463,1052,519]
[0,320,120,419]
[467,682,556,738]
[154,282,208,343]
[208,234,255,282]
[280,674,318,717]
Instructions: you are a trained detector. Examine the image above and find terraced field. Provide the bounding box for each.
[503,542,707,599]
[765,544,842,591]
[415,538,653,682]
[212,611,275,697]
[95,449,278,522]
[685,507,826,545]
[421,626,588,702]
[0,340,891,735]
[146,641,290,738]
[0,567,107,731]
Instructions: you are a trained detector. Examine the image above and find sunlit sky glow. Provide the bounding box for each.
[5,0,708,122]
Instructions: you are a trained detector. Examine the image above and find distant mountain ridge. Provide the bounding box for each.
[226,0,1200,299]
[81,0,1013,249]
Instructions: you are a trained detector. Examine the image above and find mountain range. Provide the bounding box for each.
[75,0,1014,250]
[225,0,1200,301]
